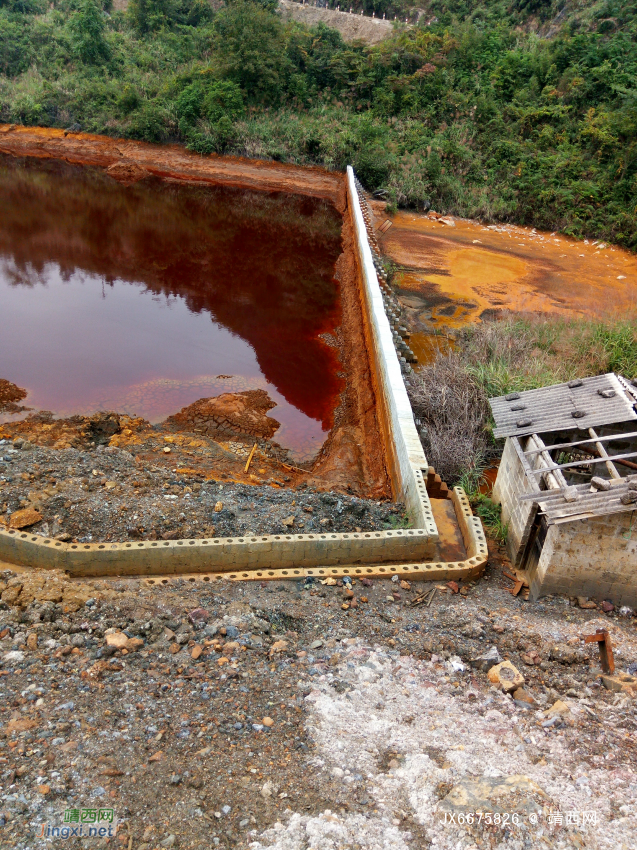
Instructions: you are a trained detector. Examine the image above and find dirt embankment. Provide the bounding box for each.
[0,380,27,416]
[278,0,395,44]
[0,125,347,209]
[308,211,390,497]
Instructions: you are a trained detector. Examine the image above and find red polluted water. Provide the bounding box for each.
[0,154,345,461]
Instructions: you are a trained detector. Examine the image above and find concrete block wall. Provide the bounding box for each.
[530,511,637,607]
[346,166,437,536]
[144,488,488,583]
[0,488,489,580]
[0,525,438,578]
[492,436,538,566]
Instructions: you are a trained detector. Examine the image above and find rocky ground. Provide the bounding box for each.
[0,434,404,544]
[1,543,636,850]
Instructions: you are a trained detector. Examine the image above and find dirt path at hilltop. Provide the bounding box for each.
[278,0,395,44]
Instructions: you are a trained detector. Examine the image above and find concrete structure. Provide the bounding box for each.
[491,374,637,605]
[346,166,435,533]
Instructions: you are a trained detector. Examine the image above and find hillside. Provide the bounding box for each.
[0,0,636,247]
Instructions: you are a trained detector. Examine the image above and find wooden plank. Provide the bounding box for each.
[588,427,620,479]
[522,429,637,456]
[244,443,258,474]
[544,503,637,524]
[509,580,524,597]
[526,450,637,475]
[584,629,615,674]
[517,486,622,503]
[529,433,568,489]
[511,436,542,493]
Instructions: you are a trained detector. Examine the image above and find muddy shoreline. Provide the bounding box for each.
[0,125,346,207]
[375,204,637,365]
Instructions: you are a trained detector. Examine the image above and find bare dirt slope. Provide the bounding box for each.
[278,0,395,44]
[0,126,345,208]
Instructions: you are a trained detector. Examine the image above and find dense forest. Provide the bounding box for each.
[1,0,636,247]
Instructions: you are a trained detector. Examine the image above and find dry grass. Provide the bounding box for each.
[407,314,637,486]
[405,353,491,486]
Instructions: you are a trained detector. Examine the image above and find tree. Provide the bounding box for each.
[211,0,291,104]
[127,0,211,35]
[175,77,244,135]
[68,0,111,64]
[127,0,179,35]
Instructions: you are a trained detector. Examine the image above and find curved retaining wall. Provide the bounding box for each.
[0,488,486,580]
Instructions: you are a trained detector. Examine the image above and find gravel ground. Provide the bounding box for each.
[0,440,405,543]
[1,545,637,849]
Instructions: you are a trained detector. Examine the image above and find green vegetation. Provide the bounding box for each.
[474,495,507,544]
[474,493,508,543]
[1,0,636,246]
[383,512,412,529]
[462,316,637,397]
[456,464,508,542]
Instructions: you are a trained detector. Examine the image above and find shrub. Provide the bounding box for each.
[68,0,111,65]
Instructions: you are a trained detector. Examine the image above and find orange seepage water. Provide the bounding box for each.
[377,208,637,363]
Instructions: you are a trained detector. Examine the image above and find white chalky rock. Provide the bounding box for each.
[3,650,25,663]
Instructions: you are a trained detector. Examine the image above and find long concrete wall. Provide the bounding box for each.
[0,486,489,580]
[346,166,436,535]
[0,524,436,578]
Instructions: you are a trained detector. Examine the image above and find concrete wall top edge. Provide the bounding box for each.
[346,166,436,533]
[0,525,433,554]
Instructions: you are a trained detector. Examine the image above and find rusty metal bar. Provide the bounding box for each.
[584,629,615,674]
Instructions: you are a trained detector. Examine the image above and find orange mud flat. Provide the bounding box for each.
[0,124,347,208]
[374,205,637,363]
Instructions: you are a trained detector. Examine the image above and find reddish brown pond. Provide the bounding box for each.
[0,154,345,461]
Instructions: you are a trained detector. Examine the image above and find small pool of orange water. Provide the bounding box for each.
[378,208,637,364]
[0,155,345,461]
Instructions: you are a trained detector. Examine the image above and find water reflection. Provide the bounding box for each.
[0,155,345,460]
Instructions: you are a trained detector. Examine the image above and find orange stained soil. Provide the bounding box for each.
[376,206,637,362]
[428,498,467,562]
[0,124,346,208]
